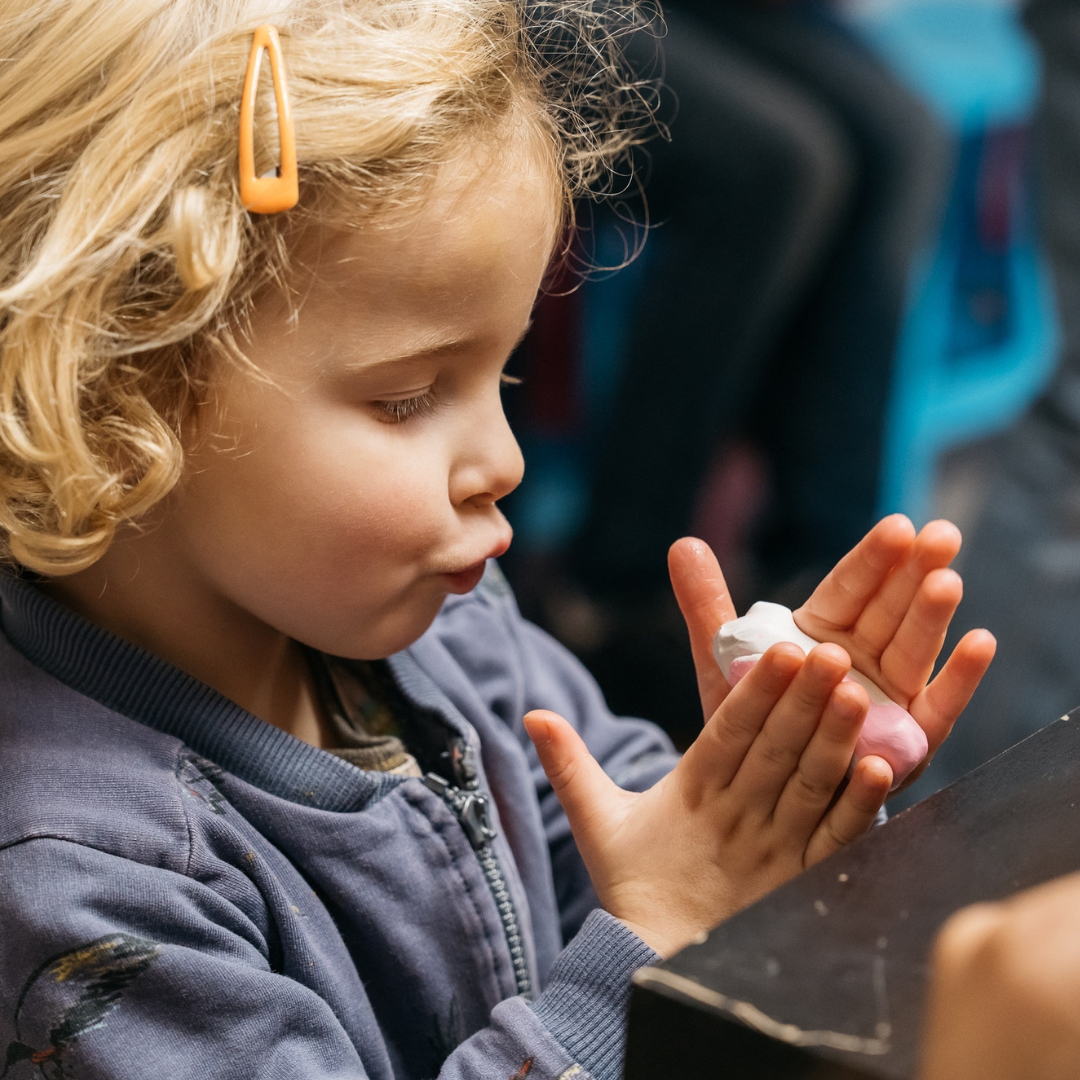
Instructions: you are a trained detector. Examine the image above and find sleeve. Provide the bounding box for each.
[0,839,656,1080]
[0,838,368,1080]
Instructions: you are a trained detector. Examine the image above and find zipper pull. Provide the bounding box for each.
[423,773,498,849]
[457,790,497,849]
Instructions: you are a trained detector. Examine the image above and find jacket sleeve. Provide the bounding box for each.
[0,838,654,1080]
[0,838,368,1080]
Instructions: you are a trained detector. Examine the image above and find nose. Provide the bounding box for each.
[449,389,524,509]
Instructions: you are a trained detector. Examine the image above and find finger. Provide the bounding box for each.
[668,537,738,721]
[805,755,892,866]
[901,629,997,788]
[797,515,915,631]
[847,520,962,658]
[773,678,869,839]
[524,710,627,856]
[728,643,853,814]
[681,643,804,798]
[878,567,964,701]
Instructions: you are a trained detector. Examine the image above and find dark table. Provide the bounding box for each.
[624,708,1080,1079]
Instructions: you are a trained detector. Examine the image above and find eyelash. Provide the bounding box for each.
[373,390,441,424]
[371,374,520,425]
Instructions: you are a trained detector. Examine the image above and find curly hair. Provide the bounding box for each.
[0,0,657,574]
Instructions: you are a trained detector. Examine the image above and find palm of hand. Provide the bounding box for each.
[788,517,995,786]
[792,517,965,706]
[671,516,995,792]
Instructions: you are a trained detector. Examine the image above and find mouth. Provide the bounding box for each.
[441,536,511,594]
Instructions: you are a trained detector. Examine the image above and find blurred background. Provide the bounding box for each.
[502,0,1080,810]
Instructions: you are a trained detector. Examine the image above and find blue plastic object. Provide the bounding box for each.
[849,0,1059,525]
[850,0,1039,129]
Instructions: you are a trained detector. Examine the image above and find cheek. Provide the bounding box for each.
[179,409,451,597]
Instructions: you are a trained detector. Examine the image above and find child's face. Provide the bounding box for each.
[169,132,558,659]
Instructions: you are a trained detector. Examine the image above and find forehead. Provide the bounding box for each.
[274,126,563,357]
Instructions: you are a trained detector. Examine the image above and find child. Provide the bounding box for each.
[0,2,994,1078]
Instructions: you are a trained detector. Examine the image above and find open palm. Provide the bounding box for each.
[669,516,996,791]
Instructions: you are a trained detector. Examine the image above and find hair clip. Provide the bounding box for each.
[239,25,299,214]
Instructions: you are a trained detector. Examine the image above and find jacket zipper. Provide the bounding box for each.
[423,771,532,998]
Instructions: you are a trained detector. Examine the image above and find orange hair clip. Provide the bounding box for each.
[239,25,298,214]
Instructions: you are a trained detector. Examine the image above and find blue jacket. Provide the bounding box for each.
[0,564,678,1080]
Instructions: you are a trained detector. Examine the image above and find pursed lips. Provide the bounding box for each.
[440,533,511,590]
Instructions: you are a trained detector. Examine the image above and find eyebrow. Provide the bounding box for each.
[336,320,534,374]
[337,340,468,374]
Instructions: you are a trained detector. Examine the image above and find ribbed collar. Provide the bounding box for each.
[0,574,399,812]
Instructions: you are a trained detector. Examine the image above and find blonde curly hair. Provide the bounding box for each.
[0,0,655,574]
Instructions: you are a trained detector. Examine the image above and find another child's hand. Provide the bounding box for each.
[525,641,890,957]
[670,517,994,792]
[918,873,1080,1080]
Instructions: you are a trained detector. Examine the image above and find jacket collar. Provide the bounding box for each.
[0,573,397,811]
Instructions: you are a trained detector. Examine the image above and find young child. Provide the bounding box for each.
[0,2,995,1078]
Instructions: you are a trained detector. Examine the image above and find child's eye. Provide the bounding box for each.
[372,390,441,424]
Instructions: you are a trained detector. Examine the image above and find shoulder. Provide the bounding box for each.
[0,631,194,873]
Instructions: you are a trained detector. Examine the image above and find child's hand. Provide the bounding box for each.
[919,873,1080,1080]
[672,516,995,792]
[789,515,995,789]
[525,642,890,957]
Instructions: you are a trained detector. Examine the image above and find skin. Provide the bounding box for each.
[47,126,556,746]
[47,120,995,958]
[528,520,996,954]
[919,873,1080,1080]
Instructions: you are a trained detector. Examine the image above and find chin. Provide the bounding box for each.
[319,591,450,661]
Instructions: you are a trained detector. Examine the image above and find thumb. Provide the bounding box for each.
[668,537,736,722]
[524,710,626,851]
